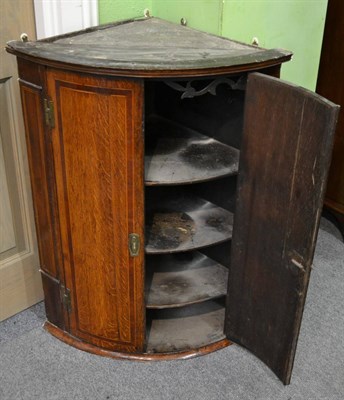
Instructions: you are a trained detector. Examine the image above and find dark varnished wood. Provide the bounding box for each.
[45,321,231,360]
[17,59,68,330]
[40,271,65,330]
[316,0,344,233]
[145,251,228,308]
[148,79,245,150]
[146,300,226,353]
[145,193,233,254]
[145,116,239,185]
[47,69,145,352]
[19,68,58,278]
[225,73,339,385]
[6,18,292,78]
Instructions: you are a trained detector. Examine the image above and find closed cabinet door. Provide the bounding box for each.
[46,70,145,352]
[226,73,339,384]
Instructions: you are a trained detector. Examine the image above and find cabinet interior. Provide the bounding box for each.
[143,77,245,353]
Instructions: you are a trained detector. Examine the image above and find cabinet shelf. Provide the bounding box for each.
[145,252,228,309]
[145,117,239,186]
[145,195,233,254]
[146,300,225,353]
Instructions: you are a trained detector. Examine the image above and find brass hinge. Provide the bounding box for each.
[60,284,72,313]
[43,98,55,129]
[128,233,140,257]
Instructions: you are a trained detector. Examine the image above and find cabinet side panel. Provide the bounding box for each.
[48,71,144,352]
[225,73,339,384]
[19,83,58,278]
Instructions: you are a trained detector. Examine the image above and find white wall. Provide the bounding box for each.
[34,0,98,39]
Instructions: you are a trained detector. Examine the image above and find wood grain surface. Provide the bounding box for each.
[47,70,145,352]
[225,73,339,385]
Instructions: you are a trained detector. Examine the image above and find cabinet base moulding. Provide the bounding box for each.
[44,321,232,361]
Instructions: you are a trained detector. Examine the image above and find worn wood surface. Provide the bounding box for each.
[47,69,145,352]
[145,252,228,308]
[40,271,65,329]
[6,18,292,78]
[19,60,60,278]
[225,73,339,385]
[146,300,226,353]
[45,321,231,360]
[145,193,233,254]
[316,0,344,229]
[145,116,239,185]
[17,58,68,329]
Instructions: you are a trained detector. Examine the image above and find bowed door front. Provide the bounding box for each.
[226,73,339,384]
[47,70,145,353]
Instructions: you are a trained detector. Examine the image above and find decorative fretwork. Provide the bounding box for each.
[164,76,246,99]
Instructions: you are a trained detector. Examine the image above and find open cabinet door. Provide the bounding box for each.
[225,73,339,384]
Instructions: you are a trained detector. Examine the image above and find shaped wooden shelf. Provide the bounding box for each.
[145,251,229,309]
[145,195,233,254]
[145,117,240,186]
[146,300,226,353]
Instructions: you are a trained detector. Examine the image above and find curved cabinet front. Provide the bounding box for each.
[46,69,145,353]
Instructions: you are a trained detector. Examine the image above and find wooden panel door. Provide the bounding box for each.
[225,73,339,384]
[47,70,145,352]
[0,0,43,321]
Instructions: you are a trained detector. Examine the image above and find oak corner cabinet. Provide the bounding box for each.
[6,17,339,385]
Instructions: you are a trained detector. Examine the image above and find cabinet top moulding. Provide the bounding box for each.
[6,17,292,78]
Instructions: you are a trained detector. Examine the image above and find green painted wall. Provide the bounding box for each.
[99,0,328,90]
[221,0,328,90]
[151,0,223,35]
[99,0,152,24]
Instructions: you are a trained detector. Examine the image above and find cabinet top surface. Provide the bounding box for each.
[7,18,292,77]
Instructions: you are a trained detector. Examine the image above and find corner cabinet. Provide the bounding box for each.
[7,18,339,385]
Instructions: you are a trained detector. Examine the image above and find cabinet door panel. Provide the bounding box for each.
[225,73,339,384]
[47,70,145,352]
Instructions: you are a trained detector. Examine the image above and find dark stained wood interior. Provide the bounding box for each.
[145,116,239,186]
[145,78,246,149]
[146,299,226,353]
[145,251,228,309]
[145,191,233,254]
